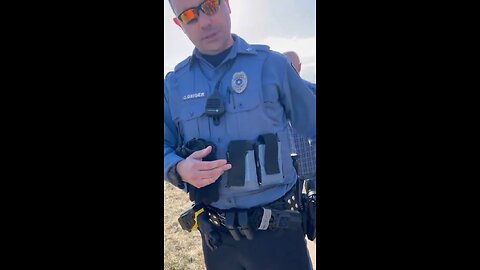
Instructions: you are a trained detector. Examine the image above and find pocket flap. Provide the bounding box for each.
[172,99,206,122]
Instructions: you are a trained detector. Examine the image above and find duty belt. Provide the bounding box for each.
[205,188,303,240]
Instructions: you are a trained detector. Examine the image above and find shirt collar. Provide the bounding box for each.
[189,34,257,69]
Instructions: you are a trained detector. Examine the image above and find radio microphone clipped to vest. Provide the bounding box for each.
[204,80,225,126]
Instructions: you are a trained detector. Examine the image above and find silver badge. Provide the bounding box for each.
[231,71,247,94]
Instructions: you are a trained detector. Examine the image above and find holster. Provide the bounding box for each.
[197,210,222,251]
[178,204,204,232]
[177,205,222,250]
[302,177,316,241]
[175,138,220,205]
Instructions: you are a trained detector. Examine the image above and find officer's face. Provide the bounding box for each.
[171,0,234,55]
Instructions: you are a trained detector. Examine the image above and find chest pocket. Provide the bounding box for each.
[225,56,265,114]
[224,69,266,140]
[172,98,209,143]
[227,79,261,113]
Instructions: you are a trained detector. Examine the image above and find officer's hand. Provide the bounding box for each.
[176,146,232,188]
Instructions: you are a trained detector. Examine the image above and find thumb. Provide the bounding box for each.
[189,146,212,160]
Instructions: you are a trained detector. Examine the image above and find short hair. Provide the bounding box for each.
[283,51,301,73]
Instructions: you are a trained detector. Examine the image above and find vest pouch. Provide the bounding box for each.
[172,98,209,142]
[176,138,220,205]
[225,140,260,192]
[255,133,284,187]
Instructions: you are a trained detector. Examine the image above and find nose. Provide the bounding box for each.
[197,9,213,30]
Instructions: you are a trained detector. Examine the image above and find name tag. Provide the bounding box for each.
[183,92,205,100]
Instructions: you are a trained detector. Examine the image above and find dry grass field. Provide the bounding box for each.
[163,182,316,270]
[164,182,206,270]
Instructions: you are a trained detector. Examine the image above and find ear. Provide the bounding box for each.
[173,17,183,29]
[225,0,231,13]
[298,63,302,73]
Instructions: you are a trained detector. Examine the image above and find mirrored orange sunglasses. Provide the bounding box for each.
[177,0,221,25]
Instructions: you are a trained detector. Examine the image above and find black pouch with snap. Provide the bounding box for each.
[255,133,284,187]
[175,138,219,205]
[226,140,259,190]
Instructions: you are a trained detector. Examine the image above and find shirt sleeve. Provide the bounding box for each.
[164,76,186,190]
[303,80,316,95]
[279,60,316,141]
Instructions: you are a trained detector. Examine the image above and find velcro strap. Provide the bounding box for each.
[226,140,253,186]
[258,208,272,230]
[258,133,280,174]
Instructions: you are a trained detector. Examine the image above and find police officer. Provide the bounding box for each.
[283,51,317,181]
[283,51,316,95]
[164,0,316,269]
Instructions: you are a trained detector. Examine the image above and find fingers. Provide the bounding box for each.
[196,164,231,179]
[188,175,217,188]
[185,163,232,188]
[195,174,222,188]
[177,152,233,188]
[196,177,219,188]
[220,163,232,171]
[194,159,229,171]
[189,146,213,160]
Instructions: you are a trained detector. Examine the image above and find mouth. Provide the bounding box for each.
[202,32,217,41]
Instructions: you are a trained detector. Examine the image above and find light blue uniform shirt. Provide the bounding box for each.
[164,35,316,209]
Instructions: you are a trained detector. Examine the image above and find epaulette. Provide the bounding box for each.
[249,44,270,51]
[174,56,192,72]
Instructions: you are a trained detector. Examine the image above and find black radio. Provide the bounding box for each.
[204,81,225,126]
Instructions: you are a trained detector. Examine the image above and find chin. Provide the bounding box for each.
[200,43,223,55]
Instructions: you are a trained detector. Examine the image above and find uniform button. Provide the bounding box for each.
[190,112,194,116]
[239,103,243,108]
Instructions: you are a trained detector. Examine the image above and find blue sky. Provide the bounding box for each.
[164,0,316,82]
